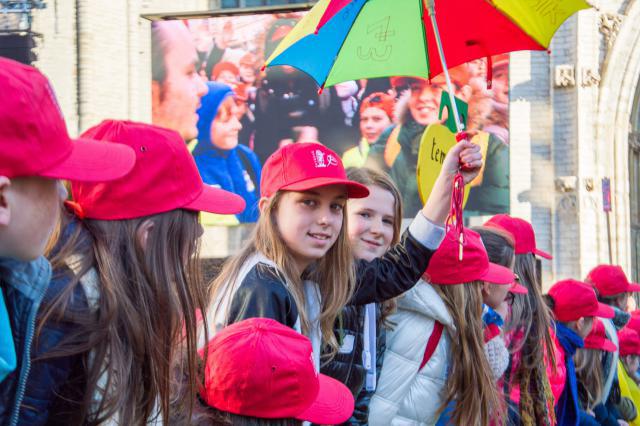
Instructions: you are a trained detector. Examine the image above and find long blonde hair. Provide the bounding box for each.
[210,191,356,356]
[433,282,504,426]
[346,167,402,325]
[574,348,604,409]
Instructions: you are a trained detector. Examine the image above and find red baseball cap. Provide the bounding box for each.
[583,319,617,352]
[484,214,552,259]
[424,228,516,286]
[547,279,615,323]
[618,327,640,357]
[627,315,640,336]
[0,58,136,182]
[260,142,369,199]
[510,276,529,295]
[70,120,245,219]
[586,264,640,297]
[200,318,355,424]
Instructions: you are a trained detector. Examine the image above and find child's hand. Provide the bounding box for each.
[440,136,483,185]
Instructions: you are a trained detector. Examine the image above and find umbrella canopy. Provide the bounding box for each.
[265,0,591,89]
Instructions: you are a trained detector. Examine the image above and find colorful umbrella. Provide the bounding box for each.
[265,0,591,132]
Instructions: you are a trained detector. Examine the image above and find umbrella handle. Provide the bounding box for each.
[425,2,464,134]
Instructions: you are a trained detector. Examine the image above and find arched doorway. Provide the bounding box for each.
[630,81,640,281]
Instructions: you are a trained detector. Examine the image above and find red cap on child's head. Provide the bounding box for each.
[70,120,245,219]
[424,228,516,286]
[586,264,640,297]
[260,142,369,199]
[547,279,615,323]
[583,319,617,352]
[618,327,640,357]
[484,214,552,259]
[0,58,135,182]
[200,318,354,424]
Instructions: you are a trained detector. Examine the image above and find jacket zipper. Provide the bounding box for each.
[9,302,37,426]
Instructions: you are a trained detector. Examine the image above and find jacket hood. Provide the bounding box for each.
[397,279,454,328]
[194,82,234,156]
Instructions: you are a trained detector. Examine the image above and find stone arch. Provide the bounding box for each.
[594,0,640,271]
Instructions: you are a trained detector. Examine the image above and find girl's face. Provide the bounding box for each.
[211,97,242,150]
[624,355,640,375]
[274,185,347,272]
[482,283,510,310]
[347,185,395,262]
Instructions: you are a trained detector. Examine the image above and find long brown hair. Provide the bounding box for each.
[38,208,207,425]
[506,253,556,366]
[433,282,504,426]
[574,348,604,408]
[346,167,402,325]
[209,190,355,356]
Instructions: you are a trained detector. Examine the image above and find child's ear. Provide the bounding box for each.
[258,197,270,214]
[136,219,155,250]
[481,281,491,296]
[0,177,11,226]
[575,317,585,333]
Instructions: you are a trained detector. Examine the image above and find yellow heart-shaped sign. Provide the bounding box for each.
[416,124,471,206]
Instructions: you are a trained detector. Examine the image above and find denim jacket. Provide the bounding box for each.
[0,257,51,426]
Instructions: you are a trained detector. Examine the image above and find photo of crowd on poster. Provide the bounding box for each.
[151,10,510,224]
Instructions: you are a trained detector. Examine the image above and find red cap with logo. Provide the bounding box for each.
[583,319,617,352]
[547,279,615,323]
[0,58,136,182]
[586,264,640,297]
[618,327,640,357]
[484,214,552,259]
[200,318,354,424]
[424,228,517,287]
[70,120,245,219]
[260,142,369,199]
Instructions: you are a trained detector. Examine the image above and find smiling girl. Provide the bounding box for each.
[320,167,403,425]
[206,140,482,370]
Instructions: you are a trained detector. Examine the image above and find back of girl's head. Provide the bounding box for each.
[210,190,355,356]
[433,283,504,425]
[41,209,206,424]
[472,226,515,268]
[574,348,604,407]
[346,167,403,245]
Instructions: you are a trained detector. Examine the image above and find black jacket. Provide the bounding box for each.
[321,303,387,425]
[225,225,439,329]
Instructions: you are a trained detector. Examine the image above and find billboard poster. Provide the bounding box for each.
[151,10,510,225]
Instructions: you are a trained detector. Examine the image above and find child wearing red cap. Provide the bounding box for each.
[207,140,482,374]
[575,319,622,425]
[617,327,640,426]
[370,228,516,426]
[544,279,615,426]
[319,167,403,425]
[342,92,394,168]
[0,59,136,424]
[586,264,640,421]
[25,120,245,425]
[485,214,559,424]
[193,318,355,425]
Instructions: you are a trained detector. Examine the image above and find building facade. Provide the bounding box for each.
[19,0,640,284]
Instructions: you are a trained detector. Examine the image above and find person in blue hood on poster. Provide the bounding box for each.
[194,82,261,223]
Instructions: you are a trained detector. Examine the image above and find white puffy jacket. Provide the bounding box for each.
[368,280,453,426]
